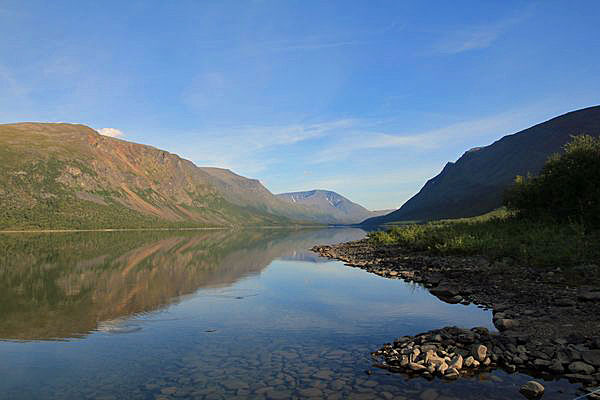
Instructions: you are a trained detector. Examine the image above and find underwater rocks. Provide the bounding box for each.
[372,325,600,388]
[312,241,600,389]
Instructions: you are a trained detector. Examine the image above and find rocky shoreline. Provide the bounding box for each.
[311,239,600,397]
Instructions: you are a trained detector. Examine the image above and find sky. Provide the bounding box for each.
[1,1,599,210]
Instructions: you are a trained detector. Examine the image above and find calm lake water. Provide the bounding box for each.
[0,228,580,399]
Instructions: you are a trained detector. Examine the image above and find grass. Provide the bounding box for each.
[368,209,600,268]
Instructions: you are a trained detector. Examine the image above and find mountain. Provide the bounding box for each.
[276,189,391,225]
[363,105,600,225]
[0,123,330,229]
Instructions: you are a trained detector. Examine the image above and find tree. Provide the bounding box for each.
[504,135,600,229]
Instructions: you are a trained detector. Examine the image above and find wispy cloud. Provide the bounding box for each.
[255,22,402,53]
[433,10,533,54]
[167,105,545,178]
[270,40,365,52]
[169,119,355,174]
[98,128,124,138]
[437,29,502,54]
[0,64,30,97]
[311,107,545,163]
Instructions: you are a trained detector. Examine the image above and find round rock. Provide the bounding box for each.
[519,381,544,399]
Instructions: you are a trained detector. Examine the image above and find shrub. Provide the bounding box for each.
[504,135,600,229]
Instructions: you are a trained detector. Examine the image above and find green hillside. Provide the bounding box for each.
[0,123,290,229]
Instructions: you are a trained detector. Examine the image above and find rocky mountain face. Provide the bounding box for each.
[0,123,328,229]
[276,189,391,225]
[363,105,600,224]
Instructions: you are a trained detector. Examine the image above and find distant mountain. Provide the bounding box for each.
[0,123,333,229]
[363,105,600,225]
[276,189,391,225]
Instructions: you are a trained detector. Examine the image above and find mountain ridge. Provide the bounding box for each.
[276,189,391,225]
[363,105,600,225]
[0,123,336,229]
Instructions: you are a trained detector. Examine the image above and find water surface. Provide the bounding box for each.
[0,228,579,399]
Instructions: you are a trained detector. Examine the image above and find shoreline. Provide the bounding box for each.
[0,224,330,234]
[311,239,600,393]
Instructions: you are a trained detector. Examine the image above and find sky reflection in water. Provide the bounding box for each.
[0,228,579,399]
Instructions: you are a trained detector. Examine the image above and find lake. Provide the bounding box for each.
[0,228,579,399]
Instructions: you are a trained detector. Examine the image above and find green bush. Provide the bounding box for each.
[504,135,600,229]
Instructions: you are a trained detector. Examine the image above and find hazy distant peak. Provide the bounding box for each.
[276,189,389,224]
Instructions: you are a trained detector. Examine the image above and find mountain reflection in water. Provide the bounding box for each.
[0,228,365,340]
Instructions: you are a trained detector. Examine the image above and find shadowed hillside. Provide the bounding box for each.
[363,106,600,224]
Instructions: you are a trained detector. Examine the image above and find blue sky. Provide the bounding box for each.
[1,1,599,210]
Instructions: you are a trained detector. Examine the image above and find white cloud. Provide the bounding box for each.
[98,128,124,138]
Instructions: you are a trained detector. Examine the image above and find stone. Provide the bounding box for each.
[472,344,487,362]
[519,381,544,399]
[555,298,576,307]
[445,295,463,304]
[400,355,409,367]
[496,319,520,331]
[473,326,489,335]
[299,388,323,397]
[160,387,177,395]
[458,332,476,344]
[437,362,448,375]
[419,388,439,400]
[569,361,596,375]
[533,359,552,368]
[464,356,475,368]
[444,369,460,380]
[449,355,463,370]
[421,344,438,352]
[425,351,445,366]
[564,373,597,385]
[409,362,426,372]
[578,291,600,301]
[314,370,333,380]
[267,390,292,400]
[549,360,565,373]
[583,350,600,367]
[430,286,459,297]
[556,350,571,364]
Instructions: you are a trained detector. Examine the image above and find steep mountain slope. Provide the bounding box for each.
[363,105,600,224]
[0,123,317,229]
[276,190,391,224]
[199,168,334,223]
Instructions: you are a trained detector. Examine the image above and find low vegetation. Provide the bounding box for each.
[369,136,600,268]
